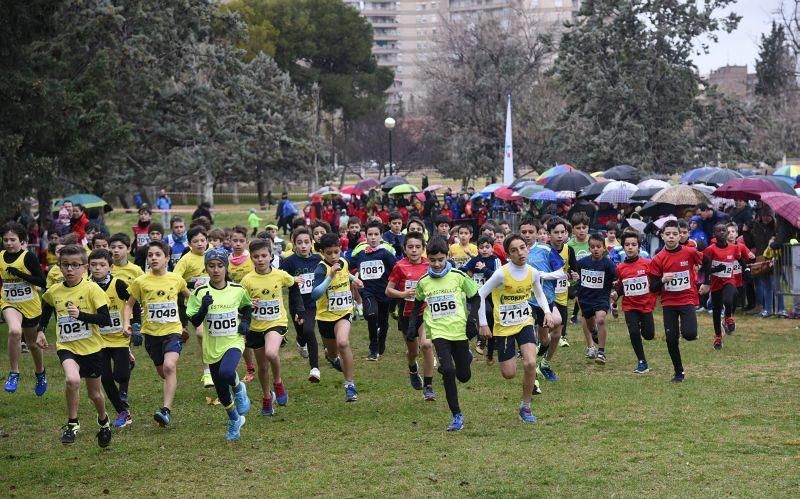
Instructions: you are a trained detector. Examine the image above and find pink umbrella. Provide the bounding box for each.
[340,185,364,195]
[415,192,426,202]
[424,184,445,192]
[355,178,381,191]
[713,177,796,200]
[494,186,521,201]
[760,192,800,228]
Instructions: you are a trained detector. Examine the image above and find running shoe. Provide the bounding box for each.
[153,408,171,427]
[533,379,542,395]
[366,352,380,361]
[273,381,288,406]
[345,383,358,402]
[308,368,321,383]
[34,370,47,397]
[671,372,685,383]
[297,341,309,359]
[280,336,287,348]
[409,371,423,390]
[557,336,569,348]
[61,421,80,445]
[585,346,597,359]
[226,414,246,441]
[20,341,29,354]
[356,303,364,319]
[611,303,619,319]
[423,385,436,401]
[759,310,771,318]
[261,392,275,416]
[569,315,578,325]
[97,417,112,448]
[325,352,342,372]
[201,372,214,388]
[475,340,485,355]
[518,405,537,423]
[113,410,132,428]
[243,368,255,383]
[447,413,464,431]
[540,364,558,382]
[233,382,251,415]
[713,336,722,350]
[4,372,19,393]
[595,351,607,365]
[633,360,650,374]
[725,317,736,334]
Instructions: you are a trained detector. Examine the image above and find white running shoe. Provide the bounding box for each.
[308,368,321,383]
[585,346,597,359]
[297,342,309,359]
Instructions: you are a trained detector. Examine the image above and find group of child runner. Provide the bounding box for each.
[0,205,752,444]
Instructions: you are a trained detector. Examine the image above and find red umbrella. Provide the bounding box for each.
[759,192,800,228]
[341,185,363,195]
[713,177,796,200]
[494,186,521,201]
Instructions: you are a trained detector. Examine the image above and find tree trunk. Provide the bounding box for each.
[201,168,215,206]
[256,164,266,209]
[232,181,239,205]
[37,187,52,234]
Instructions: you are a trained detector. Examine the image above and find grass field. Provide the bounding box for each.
[1,212,798,497]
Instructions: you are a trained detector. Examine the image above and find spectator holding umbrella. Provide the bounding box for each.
[749,207,776,317]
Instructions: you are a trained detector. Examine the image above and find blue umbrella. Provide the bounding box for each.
[680,166,718,184]
[481,183,504,194]
[531,189,558,201]
[471,192,489,200]
[770,175,796,186]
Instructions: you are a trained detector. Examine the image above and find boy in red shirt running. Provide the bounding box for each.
[726,222,755,320]
[647,220,703,382]
[386,232,435,400]
[612,231,657,374]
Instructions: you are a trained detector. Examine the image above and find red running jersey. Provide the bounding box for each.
[702,243,741,292]
[615,257,656,313]
[648,245,703,307]
[731,242,755,287]
[388,257,429,317]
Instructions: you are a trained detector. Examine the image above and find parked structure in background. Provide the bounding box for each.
[707,65,757,103]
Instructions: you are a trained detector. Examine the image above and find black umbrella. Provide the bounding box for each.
[603,164,640,183]
[544,171,596,192]
[694,169,743,186]
[631,187,664,201]
[381,178,410,191]
[380,175,407,185]
[577,180,610,199]
[639,201,678,217]
[763,176,798,195]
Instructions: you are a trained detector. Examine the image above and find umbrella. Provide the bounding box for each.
[651,185,710,205]
[653,215,679,229]
[624,218,647,233]
[695,168,743,186]
[380,175,407,185]
[713,177,797,200]
[510,180,539,191]
[536,164,575,184]
[631,187,664,201]
[637,179,670,189]
[543,171,596,192]
[577,180,611,199]
[388,184,420,196]
[639,201,678,217]
[602,181,637,193]
[531,189,558,201]
[53,193,111,212]
[355,178,381,191]
[590,171,606,177]
[770,175,796,186]
[320,190,342,200]
[774,164,800,178]
[760,192,800,228]
[471,192,488,200]
[517,185,546,199]
[382,178,409,191]
[494,186,522,201]
[680,166,719,184]
[603,165,640,183]
[308,186,336,198]
[481,183,504,194]
[596,189,633,204]
[555,190,576,199]
[340,185,363,196]
[423,184,445,192]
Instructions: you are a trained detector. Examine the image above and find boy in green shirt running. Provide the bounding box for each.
[187,248,253,441]
[247,209,263,237]
[407,236,480,432]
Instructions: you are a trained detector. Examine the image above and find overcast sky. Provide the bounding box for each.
[692,0,787,75]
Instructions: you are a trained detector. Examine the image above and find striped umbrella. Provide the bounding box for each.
[536,164,575,184]
[602,181,638,193]
[774,164,800,178]
[596,189,633,204]
[760,192,800,228]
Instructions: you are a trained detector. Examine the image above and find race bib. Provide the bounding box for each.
[170,253,181,266]
[99,311,123,334]
[328,290,353,312]
[136,233,150,247]
[664,271,690,292]
[732,261,742,275]
[56,315,92,342]
[253,299,281,321]
[298,273,314,295]
[555,278,568,294]
[473,273,485,287]
[711,260,733,278]
[147,302,179,324]
[205,311,238,337]
[581,269,605,289]
[192,276,210,288]
[2,281,34,303]
[498,302,531,327]
[427,294,458,319]
[622,276,649,297]
[360,260,385,281]
[404,280,418,302]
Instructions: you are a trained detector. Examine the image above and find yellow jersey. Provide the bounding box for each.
[0,250,41,319]
[173,252,209,288]
[112,261,144,286]
[554,244,570,307]
[97,277,129,348]
[315,259,353,322]
[491,266,534,337]
[449,243,478,268]
[41,279,108,355]
[240,269,295,332]
[227,255,254,283]
[128,272,187,337]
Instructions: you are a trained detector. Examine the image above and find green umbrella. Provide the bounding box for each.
[52,193,111,212]
[517,184,546,199]
[388,184,420,196]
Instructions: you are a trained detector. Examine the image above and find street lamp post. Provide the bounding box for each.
[384,117,396,177]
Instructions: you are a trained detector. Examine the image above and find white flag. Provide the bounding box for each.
[503,95,514,185]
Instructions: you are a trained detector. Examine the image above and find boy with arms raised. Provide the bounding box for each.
[38,245,113,446]
[123,241,190,425]
[187,248,252,440]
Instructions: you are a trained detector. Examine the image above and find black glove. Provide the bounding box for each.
[466,318,478,340]
[200,293,213,312]
[710,264,726,274]
[238,317,250,336]
[6,267,22,277]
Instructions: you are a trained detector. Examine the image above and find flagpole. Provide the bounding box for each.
[503,95,514,185]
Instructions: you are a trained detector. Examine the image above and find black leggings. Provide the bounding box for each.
[432,338,472,416]
[291,307,319,369]
[663,305,698,375]
[623,310,655,363]
[711,284,737,337]
[364,296,390,355]
[101,347,131,414]
[210,348,241,407]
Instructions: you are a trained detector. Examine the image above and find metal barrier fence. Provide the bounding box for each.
[775,244,800,297]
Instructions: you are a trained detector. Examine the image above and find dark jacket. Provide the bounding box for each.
[749,218,775,255]
[730,205,753,229]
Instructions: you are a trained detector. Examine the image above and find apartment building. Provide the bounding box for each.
[344,0,578,114]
